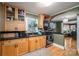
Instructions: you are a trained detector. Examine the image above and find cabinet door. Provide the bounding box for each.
[36,37,41,49]
[38,14,45,28]
[0,46,1,56]
[17,42,23,55]
[21,39,28,54]
[17,21,25,31]
[29,37,36,52]
[5,21,25,31]
[40,36,46,48]
[0,3,5,31]
[5,21,17,31]
[2,45,18,56]
[0,41,2,56]
[17,39,29,55]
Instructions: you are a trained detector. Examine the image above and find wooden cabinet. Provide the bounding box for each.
[0,3,5,31]
[0,46,1,56]
[17,38,28,55]
[2,44,18,56]
[40,36,46,48]
[38,14,52,29]
[0,36,46,56]
[29,36,46,52]
[5,21,25,31]
[0,3,26,31]
[0,41,2,56]
[3,4,26,31]
[4,4,26,21]
[36,37,41,49]
[1,38,29,56]
[1,40,18,56]
[38,14,45,28]
[36,36,46,48]
[17,21,25,31]
[5,21,17,31]
[29,37,36,52]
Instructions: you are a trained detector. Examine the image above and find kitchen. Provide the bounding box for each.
[0,2,79,56]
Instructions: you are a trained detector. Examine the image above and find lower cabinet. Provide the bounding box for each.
[1,38,29,56]
[40,36,46,48]
[36,37,41,49]
[29,36,46,52]
[1,40,18,56]
[0,36,46,56]
[0,46,1,56]
[0,41,2,56]
[2,44,18,56]
[17,38,28,55]
[29,37,36,52]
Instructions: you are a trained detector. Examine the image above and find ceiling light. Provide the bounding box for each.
[40,1,54,7]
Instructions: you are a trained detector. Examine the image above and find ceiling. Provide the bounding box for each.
[8,2,79,16]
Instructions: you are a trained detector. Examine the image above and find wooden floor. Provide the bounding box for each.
[48,46,78,56]
[48,37,78,56]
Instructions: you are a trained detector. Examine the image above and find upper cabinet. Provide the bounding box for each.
[4,4,26,31]
[0,3,5,31]
[38,14,52,29]
[18,9,25,21]
[5,4,26,21]
[38,14,45,29]
[6,5,15,21]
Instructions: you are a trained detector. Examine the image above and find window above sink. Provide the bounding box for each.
[25,13,38,33]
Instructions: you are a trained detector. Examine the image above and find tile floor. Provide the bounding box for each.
[23,48,52,56]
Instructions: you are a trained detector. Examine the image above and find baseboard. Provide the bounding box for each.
[53,43,65,49]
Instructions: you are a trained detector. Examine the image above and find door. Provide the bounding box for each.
[36,37,41,49]
[17,38,28,55]
[40,36,46,48]
[21,39,28,54]
[38,14,45,28]
[2,45,18,56]
[18,42,23,55]
[29,37,36,52]
[0,41,2,56]
[0,46,1,56]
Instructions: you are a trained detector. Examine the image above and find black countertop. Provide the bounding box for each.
[0,34,45,41]
[0,31,64,41]
[0,37,28,40]
[0,31,25,33]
